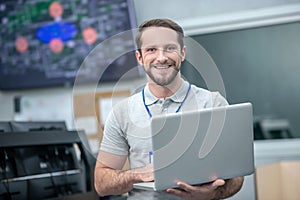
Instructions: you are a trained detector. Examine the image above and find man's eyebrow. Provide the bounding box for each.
[142,44,158,48]
[165,43,179,47]
[141,45,157,48]
[142,43,179,48]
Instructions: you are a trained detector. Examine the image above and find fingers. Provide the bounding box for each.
[165,179,226,199]
[176,181,195,192]
[137,164,154,182]
[128,164,154,182]
[211,179,225,188]
[165,181,197,198]
[201,179,225,191]
[165,188,188,199]
[178,179,225,191]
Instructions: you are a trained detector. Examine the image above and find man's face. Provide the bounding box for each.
[136,27,186,86]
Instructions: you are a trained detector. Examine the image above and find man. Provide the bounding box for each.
[94,18,244,199]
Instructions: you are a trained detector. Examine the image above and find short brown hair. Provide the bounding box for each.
[135,18,184,50]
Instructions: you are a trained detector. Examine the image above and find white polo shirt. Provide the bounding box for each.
[100,79,228,169]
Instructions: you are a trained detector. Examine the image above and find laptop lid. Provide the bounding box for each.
[134,102,254,191]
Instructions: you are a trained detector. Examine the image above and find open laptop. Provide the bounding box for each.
[133,102,254,191]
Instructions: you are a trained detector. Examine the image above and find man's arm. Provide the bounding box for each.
[94,151,153,197]
[213,177,244,199]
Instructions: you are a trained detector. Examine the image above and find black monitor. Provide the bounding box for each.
[0,0,141,90]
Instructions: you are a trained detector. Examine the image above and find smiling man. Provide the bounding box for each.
[94,18,244,200]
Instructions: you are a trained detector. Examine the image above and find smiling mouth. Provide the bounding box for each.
[154,64,173,69]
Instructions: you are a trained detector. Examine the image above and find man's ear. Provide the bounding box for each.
[181,45,187,62]
[135,50,143,65]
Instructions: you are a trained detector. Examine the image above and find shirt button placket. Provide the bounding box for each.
[161,99,170,113]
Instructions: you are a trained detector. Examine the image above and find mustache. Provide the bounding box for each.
[150,60,176,67]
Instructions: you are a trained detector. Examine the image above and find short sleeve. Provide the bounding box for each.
[211,92,229,107]
[99,109,129,156]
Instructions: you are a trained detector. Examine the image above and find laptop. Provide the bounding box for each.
[133,102,254,191]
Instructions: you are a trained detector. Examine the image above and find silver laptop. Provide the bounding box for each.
[133,102,254,191]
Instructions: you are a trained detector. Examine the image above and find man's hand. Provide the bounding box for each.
[129,163,154,182]
[165,179,225,200]
[94,154,154,196]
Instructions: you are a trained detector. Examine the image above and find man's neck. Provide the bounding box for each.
[148,78,182,98]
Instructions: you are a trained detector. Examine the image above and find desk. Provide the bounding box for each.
[229,138,300,200]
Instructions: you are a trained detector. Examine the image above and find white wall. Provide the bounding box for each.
[133,0,300,35]
[133,0,300,23]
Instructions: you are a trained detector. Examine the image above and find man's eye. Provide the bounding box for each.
[166,46,176,52]
[147,48,156,52]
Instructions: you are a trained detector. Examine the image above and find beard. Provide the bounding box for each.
[144,61,180,86]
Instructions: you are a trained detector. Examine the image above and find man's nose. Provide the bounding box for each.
[157,49,168,62]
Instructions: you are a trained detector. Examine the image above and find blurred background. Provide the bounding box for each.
[1,0,300,199]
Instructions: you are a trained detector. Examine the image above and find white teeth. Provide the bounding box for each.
[155,65,170,69]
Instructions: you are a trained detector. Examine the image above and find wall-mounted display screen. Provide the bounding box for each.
[0,0,142,90]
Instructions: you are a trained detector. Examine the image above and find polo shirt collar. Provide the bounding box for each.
[169,79,190,103]
[143,85,159,106]
[143,79,190,105]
